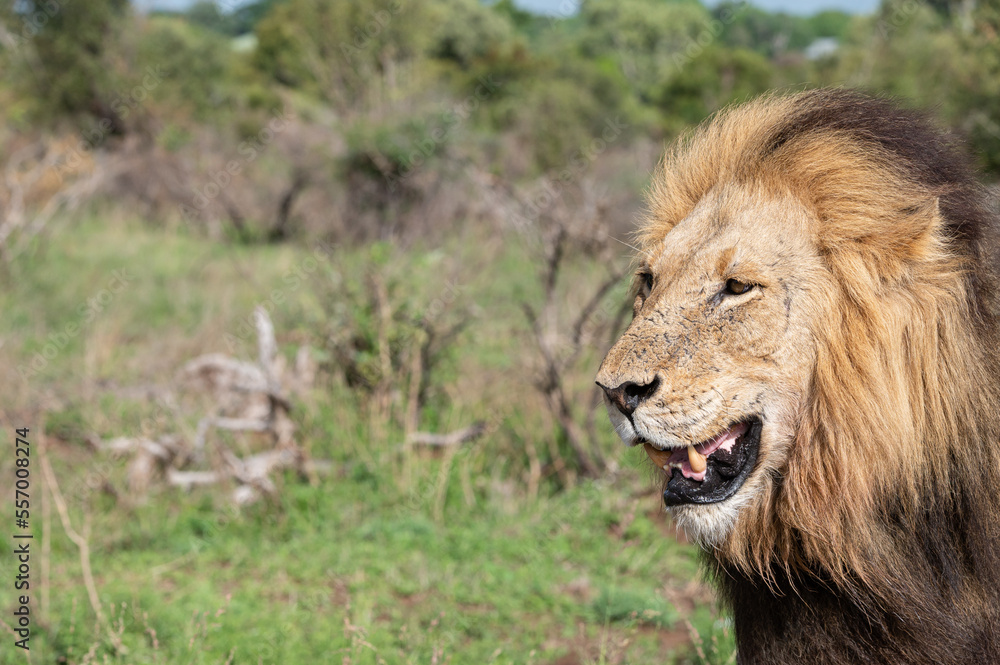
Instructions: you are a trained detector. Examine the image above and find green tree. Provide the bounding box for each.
[714,4,818,56]
[184,1,237,35]
[577,0,711,103]
[182,0,282,36]
[656,45,773,131]
[253,0,440,111]
[254,0,518,109]
[4,0,130,128]
[828,0,1000,174]
[430,0,515,69]
[132,16,236,120]
[808,10,853,39]
[491,0,540,35]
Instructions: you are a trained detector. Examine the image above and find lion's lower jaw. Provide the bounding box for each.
[669,494,750,548]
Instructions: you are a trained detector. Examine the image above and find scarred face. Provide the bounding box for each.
[596,183,825,546]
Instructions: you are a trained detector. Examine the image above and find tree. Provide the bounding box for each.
[577,0,711,103]
[184,1,236,35]
[656,45,773,131]
[4,0,130,129]
[430,0,515,69]
[253,0,439,111]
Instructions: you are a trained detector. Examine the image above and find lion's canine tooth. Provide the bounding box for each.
[643,442,671,470]
[688,444,707,473]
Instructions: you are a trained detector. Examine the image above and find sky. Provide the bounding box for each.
[142,0,882,17]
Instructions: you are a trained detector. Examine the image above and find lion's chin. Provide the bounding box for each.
[669,498,751,548]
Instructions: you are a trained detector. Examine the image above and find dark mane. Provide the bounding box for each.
[762,89,1000,321]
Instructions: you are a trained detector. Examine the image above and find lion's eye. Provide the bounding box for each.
[724,278,754,296]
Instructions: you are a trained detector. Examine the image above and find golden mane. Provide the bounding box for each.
[639,89,1000,613]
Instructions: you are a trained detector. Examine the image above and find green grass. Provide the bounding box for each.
[0,217,733,664]
[27,475,702,663]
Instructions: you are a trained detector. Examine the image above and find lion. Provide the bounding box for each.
[596,88,1000,664]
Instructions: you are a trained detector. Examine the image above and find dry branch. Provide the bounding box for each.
[269,169,309,241]
[0,140,121,263]
[110,307,321,505]
[193,417,271,453]
[522,213,631,479]
[225,447,301,484]
[571,265,631,350]
[407,422,487,448]
[38,434,118,648]
[182,353,269,395]
[101,436,183,460]
[166,469,223,491]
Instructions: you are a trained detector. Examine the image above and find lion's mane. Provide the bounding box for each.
[643,89,1000,663]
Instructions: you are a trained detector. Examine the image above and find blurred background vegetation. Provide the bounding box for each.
[0,0,997,663]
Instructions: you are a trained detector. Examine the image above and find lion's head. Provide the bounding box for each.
[597,89,1000,587]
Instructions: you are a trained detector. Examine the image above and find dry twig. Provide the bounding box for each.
[407,422,487,448]
[38,433,119,650]
[522,219,631,479]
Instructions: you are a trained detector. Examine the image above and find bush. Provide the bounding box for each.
[132,16,236,120]
[253,0,439,111]
[428,0,516,69]
[656,46,774,132]
[3,0,130,128]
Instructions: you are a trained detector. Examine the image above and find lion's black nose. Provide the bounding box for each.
[598,377,660,417]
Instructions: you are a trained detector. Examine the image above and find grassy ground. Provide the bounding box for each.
[0,216,734,664]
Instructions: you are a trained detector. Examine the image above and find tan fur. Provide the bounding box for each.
[596,89,1000,610]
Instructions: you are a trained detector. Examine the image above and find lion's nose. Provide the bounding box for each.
[598,377,660,417]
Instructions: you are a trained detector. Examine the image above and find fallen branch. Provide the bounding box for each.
[166,457,332,492]
[110,307,312,506]
[101,436,183,461]
[407,422,487,448]
[181,354,270,395]
[193,416,270,453]
[166,469,223,491]
[224,447,301,484]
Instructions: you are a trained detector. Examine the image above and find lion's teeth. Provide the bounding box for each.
[643,442,671,469]
[687,445,707,473]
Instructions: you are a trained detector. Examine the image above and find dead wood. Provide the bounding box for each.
[407,422,487,448]
[108,306,324,505]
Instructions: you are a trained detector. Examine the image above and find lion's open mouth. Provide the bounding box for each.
[643,418,761,506]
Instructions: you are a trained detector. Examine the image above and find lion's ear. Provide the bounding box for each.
[894,195,943,256]
[824,195,947,286]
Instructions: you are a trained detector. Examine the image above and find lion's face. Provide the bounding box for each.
[597,183,826,546]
